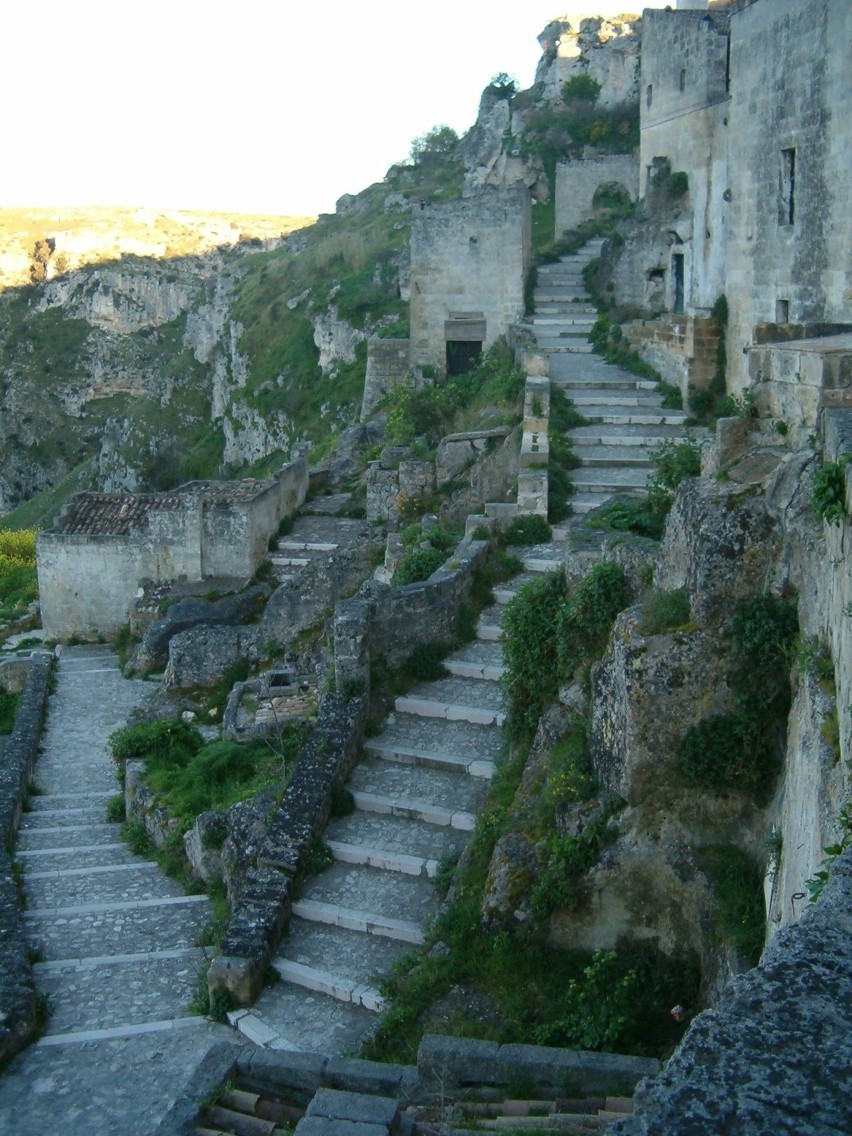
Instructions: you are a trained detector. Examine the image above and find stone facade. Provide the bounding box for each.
[606,0,851,395]
[726,0,852,389]
[37,453,308,640]
[409,188,530,378]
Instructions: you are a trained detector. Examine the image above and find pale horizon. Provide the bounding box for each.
[3,2,672,218]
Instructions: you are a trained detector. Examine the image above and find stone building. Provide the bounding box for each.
[409,187,531,379]
[605,0,851,399]
[37,454,308,640]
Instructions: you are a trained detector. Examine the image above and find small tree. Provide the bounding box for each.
[410,125,459,164]
[486,72,518,99]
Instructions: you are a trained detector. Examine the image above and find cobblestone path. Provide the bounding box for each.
[0,645,231,1136]
[233,556,562,1053]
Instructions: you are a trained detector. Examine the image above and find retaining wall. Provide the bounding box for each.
[0,651,53,1064]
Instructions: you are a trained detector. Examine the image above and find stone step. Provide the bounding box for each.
[24,894,211,961]
[18,807,117,831]
[577,409,688,426]
[326,838,439,878]
[291,898,426,946]
[531,315,596,326]
[569,392,665,408]
[16,825,126,852]
[395,673,505,727]
[349,755,487,815]
[327,810,469,864]
[27,791,114,811]
[569,423,693,445]
[351,789,476,831]
[571,494,618,513]
[571,467,650,490]
[536,341,595,354]
[271,959,384,1013]
[301,859,438,925]
[34,1014,210,1049]
[14,842,144,870]
[33,948,208,1036]
[568,444,655,466]
[559,378,658,392]
[21,861,170,909]
[234,981,376,1055]
[275,541,339,553]
[364,712,502,772]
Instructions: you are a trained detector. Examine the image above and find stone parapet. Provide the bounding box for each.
[0,650,53,1064]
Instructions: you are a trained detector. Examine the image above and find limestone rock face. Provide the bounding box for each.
[535,16,641,107]
[481,832,538,928]
[610,849,852,1136]
[655,478,779,628]
[163,624,259,690]
[311,307,365,375]
[590,607,729,804]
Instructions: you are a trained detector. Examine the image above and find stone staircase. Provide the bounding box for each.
[234,558,560,1053]
[267,515,365,584]
[1,645,227,1136]
[532,239,690,515]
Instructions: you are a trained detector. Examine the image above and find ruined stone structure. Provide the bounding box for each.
[409,187,530,379]
[360,337,411,420]
[37,453,308,639]
[554,155,639,239]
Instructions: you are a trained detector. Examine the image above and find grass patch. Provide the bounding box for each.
[640,588,692,635]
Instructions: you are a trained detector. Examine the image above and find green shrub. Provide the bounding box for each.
[655,381,683,410]
[674,714,770,794]
[728,594,798,718]
[640,588,691,635]
[562,74,601,103]
[392,546,447,586]
[811,456,851,524]
[586,497,664,541]
[500,515,552,547]
[699,846,765,964]
[501,572,567,739]
[549,387,588,433]
[399,642,450,683]
[647,439,702,518]
[556,563,629,681]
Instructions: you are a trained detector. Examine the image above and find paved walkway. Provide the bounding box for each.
[0,645,232,1136]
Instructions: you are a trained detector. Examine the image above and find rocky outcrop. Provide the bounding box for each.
[535,15,641,107]
[132,586,270,675]
[610,849,852,1136]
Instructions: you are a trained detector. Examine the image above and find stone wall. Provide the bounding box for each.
[37,534,142,641]
[334,538,489,689]
[725,0,852,390]
[0,651,52,1065]
[360,338,411,420]
[624,314,721,397]
[555,156,639,238]
[747,334,852,448]
[207,692,366,1005]
[409,188,530,378]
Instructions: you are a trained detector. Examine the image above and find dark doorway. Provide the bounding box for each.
[673,254,685,314]
[446,340,482,377]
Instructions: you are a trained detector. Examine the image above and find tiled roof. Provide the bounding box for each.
[55,493,183,535]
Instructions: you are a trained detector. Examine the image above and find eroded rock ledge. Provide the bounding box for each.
[611,848,852,1136]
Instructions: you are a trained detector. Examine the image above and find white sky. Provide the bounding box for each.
[2,1,671,217]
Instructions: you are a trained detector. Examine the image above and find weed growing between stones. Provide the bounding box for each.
[640,588,692,635]
[589,316,663,383]
[806,803,852,903]
[810,455,851,525]
[499,515,552,547]
[303,837,335,876]
[105,794,125,823]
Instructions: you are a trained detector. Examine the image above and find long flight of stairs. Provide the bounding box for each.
[234,557,560,1052]
[532,239,691,515]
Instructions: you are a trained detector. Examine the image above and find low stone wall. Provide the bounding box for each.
[334,538,489,689]
[208,692,366,1006]
[0,651,53,1064]
[623,314,720,398]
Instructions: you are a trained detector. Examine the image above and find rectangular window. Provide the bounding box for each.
[647,83,653,108]
[679,69,686,92]
[776,299,790,323]
[779,148,796,225]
